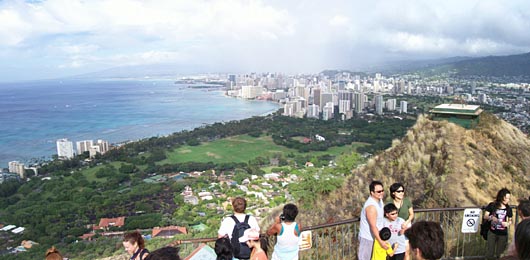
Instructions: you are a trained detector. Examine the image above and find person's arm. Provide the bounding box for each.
[502,209,513,227]
[267,215,282,236]
[483,204,497,222]
[406,205,414,224]
[295,222,302,236]
[367,205,388,250]
[218,218,230,238]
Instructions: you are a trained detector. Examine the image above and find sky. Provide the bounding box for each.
[1,0,530,81]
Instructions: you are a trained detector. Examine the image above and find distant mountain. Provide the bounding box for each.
[368,56,472,74]
[442,52,530,77]
[377,52,530,78]
[301,112,530,225]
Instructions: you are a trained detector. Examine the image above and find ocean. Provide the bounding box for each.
[0,78,279,168]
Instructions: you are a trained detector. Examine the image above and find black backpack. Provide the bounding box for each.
[230,215,251,259]
[480,202,494,240]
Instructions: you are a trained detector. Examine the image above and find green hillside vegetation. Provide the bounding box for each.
[0,114,414,260]
[300,112,530,226]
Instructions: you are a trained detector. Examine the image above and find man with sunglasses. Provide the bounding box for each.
[358,180,386,260]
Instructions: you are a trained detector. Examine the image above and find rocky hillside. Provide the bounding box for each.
[301,112,530,225]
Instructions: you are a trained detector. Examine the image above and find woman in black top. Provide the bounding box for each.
[483,188,513,259]
[123,231,149,260]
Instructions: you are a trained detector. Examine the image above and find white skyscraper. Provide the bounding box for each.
[339,100,351,114]
[77,140,94,155]
[57,138,74,159]
[96,140,109,154]
[322,102,334,120]
[400,101,408,114]
[241,85,263,99]
[354,92,364,113]
[306,104,320,119]
[386,99,397,111]
[375,95,384,115]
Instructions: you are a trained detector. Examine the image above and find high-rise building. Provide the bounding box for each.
[306,104,320,119]
[57,138,74,159]
[322,102,334,120]
[95,139,109,154]
[312,88,321,107]
[338,90,353,110]
[339,100,351,114]
[77,140,94,155]
[400,101,408,114]
[386,99,397,111]
[375,95,384,115]
[320,93,333,112]
[8,161,25,178]
[241,85,263,99]
[354,92,364,113]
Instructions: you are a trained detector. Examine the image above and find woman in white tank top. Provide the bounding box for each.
[267,203,301,260]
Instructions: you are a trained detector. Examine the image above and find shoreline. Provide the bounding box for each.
[0,83,281,168]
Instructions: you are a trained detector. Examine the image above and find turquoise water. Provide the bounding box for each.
[0,78,279,167]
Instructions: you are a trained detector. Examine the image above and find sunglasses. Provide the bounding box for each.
[374,190,385,194]
[395,190,405,193]
[389,212,398,215]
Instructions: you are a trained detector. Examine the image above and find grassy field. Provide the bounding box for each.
[160,134,367,164]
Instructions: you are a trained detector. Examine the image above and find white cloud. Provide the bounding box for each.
[329,15,349,27]
[1,0,530,79]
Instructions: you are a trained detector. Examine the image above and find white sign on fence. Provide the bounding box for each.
[461,208,481,233]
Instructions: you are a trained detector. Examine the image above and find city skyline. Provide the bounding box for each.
[1,0,530,82]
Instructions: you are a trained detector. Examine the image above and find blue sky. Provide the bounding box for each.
[1,0,530,81]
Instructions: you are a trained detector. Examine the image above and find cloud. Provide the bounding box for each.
[0,0,530,80]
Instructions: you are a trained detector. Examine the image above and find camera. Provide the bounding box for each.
[280,214,285,221]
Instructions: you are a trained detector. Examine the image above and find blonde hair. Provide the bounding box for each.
[45,246,63,260]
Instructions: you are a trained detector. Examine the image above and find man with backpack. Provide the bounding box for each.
[218,197,260,260]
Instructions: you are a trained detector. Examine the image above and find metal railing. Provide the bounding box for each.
[171,206,519,259]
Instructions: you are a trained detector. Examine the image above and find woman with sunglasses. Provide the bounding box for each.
[388,183,414,260]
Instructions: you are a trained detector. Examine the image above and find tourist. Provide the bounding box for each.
[404,221,444,260]
[388,183,414,260]
[145,247,181,260]
[215,237,233,260]
[484,188,513,259]
[218,197,260,260]
[45,246,64,260]
[371,227,396,260]
[505,199,530,257]
[358,180,386,260]
[383,203,408,260]
[513,218,530,260]
[239,228,268,260]
[123,231,149,260]
[267,203,301,260]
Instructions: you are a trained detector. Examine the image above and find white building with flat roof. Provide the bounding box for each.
[8,161,25,178]
[400,101,408,114]
[77,140,94,155]
[57,138,74,159]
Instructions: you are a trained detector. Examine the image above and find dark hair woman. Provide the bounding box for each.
[215,237,233,260]
[483,188,513,259]
[123,231,149,260]
[388,182,414,260]
[267,203,301,260]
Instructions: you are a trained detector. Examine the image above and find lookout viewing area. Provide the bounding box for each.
[170,206,523,260]
[429,103,483,129]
